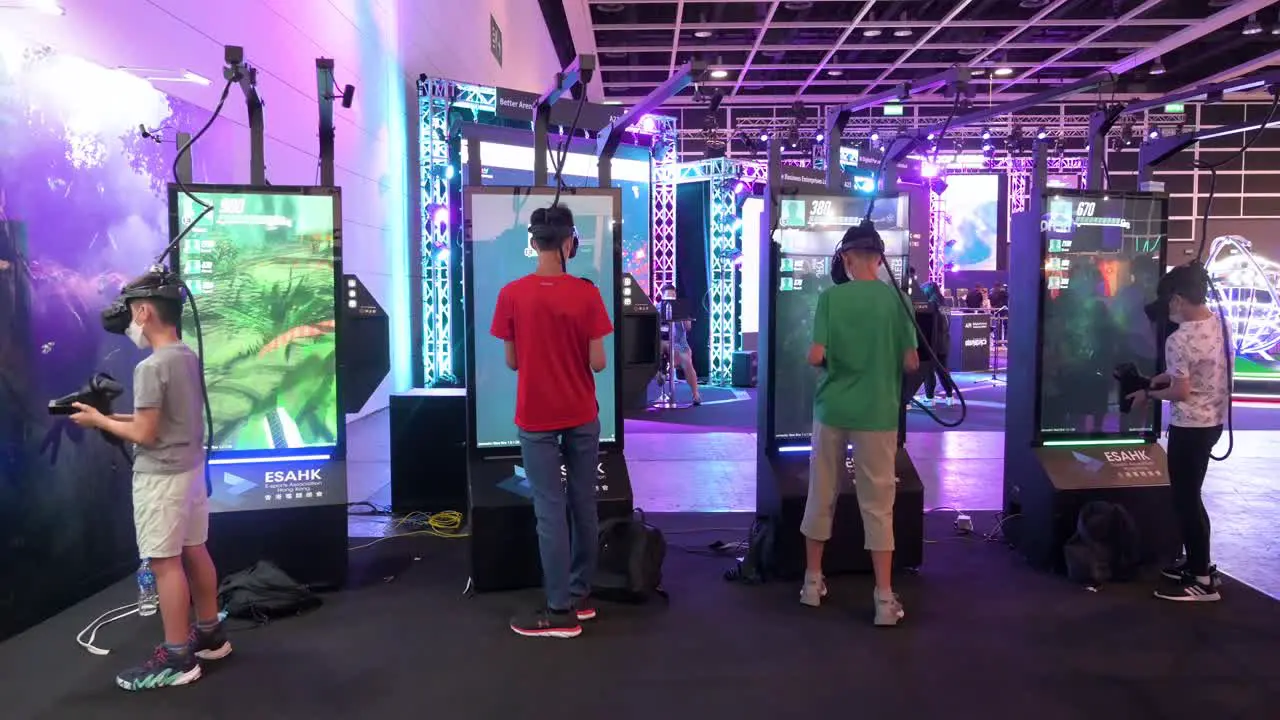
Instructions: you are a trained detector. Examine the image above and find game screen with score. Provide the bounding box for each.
[1039,192,1166,440]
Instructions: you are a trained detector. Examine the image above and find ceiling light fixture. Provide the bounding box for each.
[693,30,713,39]
[1243,13,1263,35]
[710,69,730,79]
[893,28,914,38]
[827,69,844,77]
[863,28,882,37]
[993,67,1014,77]
[1149,57,1166,76]
[0,0,64,14]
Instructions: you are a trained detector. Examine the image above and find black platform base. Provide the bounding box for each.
[390,390,469,514]
[1004,444,1181,572]
[208,503,349,590]
[467,451,634,593]
[761,449,925,579]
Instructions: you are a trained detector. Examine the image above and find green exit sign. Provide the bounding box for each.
[883,104,904,116]
[1164,102,1185,113]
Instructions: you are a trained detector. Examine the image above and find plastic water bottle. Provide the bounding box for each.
[137,560,159,617]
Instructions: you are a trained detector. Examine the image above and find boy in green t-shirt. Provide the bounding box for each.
[799,223,919,627]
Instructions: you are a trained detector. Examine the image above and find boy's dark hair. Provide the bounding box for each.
[123,271,184,328]
[1162,263,1209,305]
[529,205,575,252]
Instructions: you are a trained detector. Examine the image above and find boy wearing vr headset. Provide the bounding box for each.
[801,223,919,626]
[1128,263,1229,602]
[491,205,612,638]
[70,271,229,689]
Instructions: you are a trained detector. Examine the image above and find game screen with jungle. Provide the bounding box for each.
[170,186,340,457]
[771,194,910,443]
[1038,191,1165,440]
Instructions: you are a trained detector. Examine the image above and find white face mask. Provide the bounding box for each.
[126,321,150,349]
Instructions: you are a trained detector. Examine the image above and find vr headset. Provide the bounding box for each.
[101,266,185,335]
[529,206,579,260]
[830,220,886,285]
[1142,261,1210,329]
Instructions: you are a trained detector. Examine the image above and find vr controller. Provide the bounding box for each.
[1113,362,1170,414]
[48,372,125,417]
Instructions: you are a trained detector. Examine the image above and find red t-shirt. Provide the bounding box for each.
[490,273,614,432]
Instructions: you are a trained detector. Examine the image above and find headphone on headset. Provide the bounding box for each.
[101,267,185,335]
[1144,260,1210,326]
[830,219,886,285]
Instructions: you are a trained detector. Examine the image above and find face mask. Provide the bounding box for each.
[126,321,150,349]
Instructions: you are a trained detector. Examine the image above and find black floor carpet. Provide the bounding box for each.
[2,512,1278,720]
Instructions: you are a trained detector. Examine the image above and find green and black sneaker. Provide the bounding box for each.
[115,645,202,691]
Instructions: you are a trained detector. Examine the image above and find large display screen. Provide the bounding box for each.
[467,140,651,298]
[771,194,910,442]
[466,187,619,449]
[171,187,341,456]
[1205,234,1280,388]
[1039,192,1165,440]
[741,196,764,335]
[942,173,1005,272]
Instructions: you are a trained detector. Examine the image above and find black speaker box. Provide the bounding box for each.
[468,451,633,592]
[732,350,758,388]
[764,449,924,578]
[390,390,469,514]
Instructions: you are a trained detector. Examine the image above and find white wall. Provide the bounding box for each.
[400,0,563,91]
[7,0,563,418]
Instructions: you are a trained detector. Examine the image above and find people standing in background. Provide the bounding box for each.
[919,282,958,407]
[989,283,1009,343]
[656,284,702,405]
[965,284,990,310]
[989,283,1008,310]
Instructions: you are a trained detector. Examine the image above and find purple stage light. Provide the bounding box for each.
[432,205,449,227]
[733,181,747,195]
[921,162,939,178]
[639,115,658,133]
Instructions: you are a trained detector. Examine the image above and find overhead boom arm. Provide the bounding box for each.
[597,60,706,188]
[532,55,598,188]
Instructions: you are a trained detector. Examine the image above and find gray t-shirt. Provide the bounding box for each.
[132,343,206,474]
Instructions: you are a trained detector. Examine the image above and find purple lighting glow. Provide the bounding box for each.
[921,162,940,179]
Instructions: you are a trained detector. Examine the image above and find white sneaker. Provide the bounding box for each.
[873,588,905,626]
[800,577,828,607]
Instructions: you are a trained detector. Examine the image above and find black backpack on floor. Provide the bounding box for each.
[595,509,668,603]
[218,561,322,624]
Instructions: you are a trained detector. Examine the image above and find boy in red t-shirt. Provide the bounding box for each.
[490,205,613,638]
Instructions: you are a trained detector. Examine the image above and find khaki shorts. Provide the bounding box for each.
[133,467,209,559]
[799,421,898,551]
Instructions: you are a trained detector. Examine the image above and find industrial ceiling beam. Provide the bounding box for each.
[966,0,1072,67]
[596,18,1201,31]
[731,1,781,97]
[1108,0,1280,78]
[865,1,974,93]
[597,60,705,188]
[532,54,597,188]
[793,0,877,97]
[996,0,1166,93]
[1171,49,1280,92]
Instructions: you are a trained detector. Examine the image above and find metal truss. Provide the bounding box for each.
[418,77,457,386]
[657,156,742,385]
[651,121,679,294]
[681,113,1189,142]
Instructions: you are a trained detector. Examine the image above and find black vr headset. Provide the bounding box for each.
[1143,261,1210,328]
[529,206,579,260]
[101,266,185,335]
[830,220,886,285]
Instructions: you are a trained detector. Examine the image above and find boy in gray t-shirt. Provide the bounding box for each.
[70,272,230,690]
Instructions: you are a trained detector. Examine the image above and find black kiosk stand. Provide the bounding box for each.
[1002,143,1179,570]
[753,138,925,579]
[463,57,701,592]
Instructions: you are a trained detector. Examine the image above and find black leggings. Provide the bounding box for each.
[1166,424,1223,575]
[924,356,958,399]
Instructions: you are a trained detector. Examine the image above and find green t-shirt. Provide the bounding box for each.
[813,280,917,432]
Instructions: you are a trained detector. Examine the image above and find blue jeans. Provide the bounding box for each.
[518,418,601,611]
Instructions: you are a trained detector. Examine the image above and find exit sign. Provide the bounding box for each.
[1164,102,1185,113]
[883,104,904,116]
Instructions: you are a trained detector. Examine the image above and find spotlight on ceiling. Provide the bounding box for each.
[993,67,1014,77]
[893,28,914,38]
[1149,57,1166,76]
[863,28,882,37]
[1243,13,1263,35]
[981,128,992,141]
[759,132,770,142]
[710,69,730,79]
[827,69,844,77]
[693,30,713,39]
[869,130,880,142]
[1036,127,1049,141]
[1148,127,1161,140]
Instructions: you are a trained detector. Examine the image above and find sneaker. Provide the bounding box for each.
[799,576,828,607]
[874,589,905,627]
[509,608,582,638]
[189,622,233,661]
[572,597,597,622]
[115,645,202,691]
[1161,561,1221,586]
[945,396,954,407]
[1154,573,1221,603]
